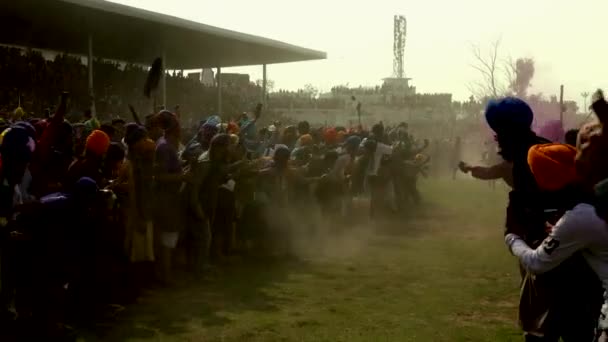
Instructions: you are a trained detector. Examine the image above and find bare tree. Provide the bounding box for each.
[468,39,506,99]
[303,83,319,100]
[504,56,516,95]
[255,79,275,93]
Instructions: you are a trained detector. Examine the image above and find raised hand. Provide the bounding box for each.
[458,161,471,173]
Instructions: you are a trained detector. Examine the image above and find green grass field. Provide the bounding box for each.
[85,179,522,342]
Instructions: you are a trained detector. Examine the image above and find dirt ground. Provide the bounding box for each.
[79,178,522,342]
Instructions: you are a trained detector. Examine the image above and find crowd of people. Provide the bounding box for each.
[6,43,608,342]
[0,90,432,339]
[0,47,476,120]
[267,89,345,110]
[457,93,608,342]
[0,47,263,122]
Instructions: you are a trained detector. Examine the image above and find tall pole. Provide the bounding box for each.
[162,50,167,109]
[262,64,267,109]
[87,34,96,118]
[559,85,564,129]
[217,66,222,118]
[581,92,590,114]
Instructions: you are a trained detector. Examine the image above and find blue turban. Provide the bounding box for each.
[73,177,99,201]
[124,123,147,147]
[344,135,362,150]
[485,97,534,134]
[183,141,202,160]
[200,123,219,143]
[1,126,34,164]
[13,121,36,139]
[205,115,221,127]
[273,145,291,162]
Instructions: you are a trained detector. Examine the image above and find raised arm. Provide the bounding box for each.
[461,161,512,181]
[37,92,68,159]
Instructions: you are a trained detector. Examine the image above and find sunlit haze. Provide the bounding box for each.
[110,0,608,104]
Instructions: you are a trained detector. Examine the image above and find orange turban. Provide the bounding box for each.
[298,134,313,147]
[323,128,338,145]
[227,121,240,135]
[85,130,110,156]
[528,143,578,191]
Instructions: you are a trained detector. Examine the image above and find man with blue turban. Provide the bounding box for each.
[485,97,598,342]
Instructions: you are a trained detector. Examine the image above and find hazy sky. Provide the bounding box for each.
[111,0,608,104]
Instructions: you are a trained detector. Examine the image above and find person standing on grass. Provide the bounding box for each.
[506,143,603,341]
[329,135,360,219]
[515,120,608,342]
[153,110,184,285]
[360,131,393,220]
[481,97,563,341]
[110,125,156,284]
[203,134,234,263]
[256,145,322,254]
[257,146,293,254]
[187,133,245,266]
[314,149,341,220]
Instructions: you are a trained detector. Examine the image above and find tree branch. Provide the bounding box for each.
[469,38,509,99]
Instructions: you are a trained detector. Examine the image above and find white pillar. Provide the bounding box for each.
[162,50,167,109]
[217,66,222,117]
[87,34,96,117]
[262,64,267,108]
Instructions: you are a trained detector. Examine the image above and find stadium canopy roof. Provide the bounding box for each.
[0,0,327,69]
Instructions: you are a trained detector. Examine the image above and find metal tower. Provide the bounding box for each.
[393,15,407,79]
